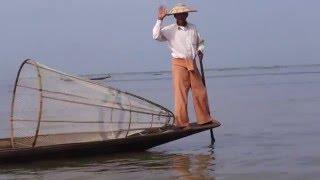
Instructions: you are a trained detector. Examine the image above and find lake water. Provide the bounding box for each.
[1,64,320,180]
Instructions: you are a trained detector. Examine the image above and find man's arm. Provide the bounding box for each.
[152,6,167,42]
[197,32,205,59]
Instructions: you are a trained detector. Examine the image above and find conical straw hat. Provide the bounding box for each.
[167,3,197,15]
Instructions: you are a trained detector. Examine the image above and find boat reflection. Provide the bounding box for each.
[0,150,216,179]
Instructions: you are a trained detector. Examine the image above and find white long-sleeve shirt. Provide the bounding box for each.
[153,20,205,60]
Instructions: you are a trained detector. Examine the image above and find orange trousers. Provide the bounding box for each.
[172,58,215,127]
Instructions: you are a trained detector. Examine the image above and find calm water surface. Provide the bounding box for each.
[0,65,320,180]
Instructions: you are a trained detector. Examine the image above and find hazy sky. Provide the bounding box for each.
[0,0,319,80]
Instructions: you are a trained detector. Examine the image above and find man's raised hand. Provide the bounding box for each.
[158,6,167,20]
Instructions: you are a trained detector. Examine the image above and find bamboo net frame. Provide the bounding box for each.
[9,59,174,148]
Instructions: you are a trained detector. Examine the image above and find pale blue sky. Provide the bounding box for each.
[0,0,319,80]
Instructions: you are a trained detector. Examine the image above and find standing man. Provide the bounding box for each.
[153,3,221,128]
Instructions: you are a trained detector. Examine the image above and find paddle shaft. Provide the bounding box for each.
[198,56,216,144]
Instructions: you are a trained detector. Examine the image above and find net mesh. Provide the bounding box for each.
[10,60,174,148]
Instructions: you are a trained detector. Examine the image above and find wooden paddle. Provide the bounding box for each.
[198,55,216,144]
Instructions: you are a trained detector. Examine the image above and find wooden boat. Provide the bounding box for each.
[0,60,219,162]
[0,123,219,162]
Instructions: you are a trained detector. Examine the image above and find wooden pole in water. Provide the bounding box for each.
[198,55,215,144]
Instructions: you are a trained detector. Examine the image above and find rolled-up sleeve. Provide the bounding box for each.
[153,20,167,42]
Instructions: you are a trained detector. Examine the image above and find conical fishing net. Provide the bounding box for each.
[9,60,174,148]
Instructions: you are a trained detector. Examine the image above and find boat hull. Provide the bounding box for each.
[0,123,219,162]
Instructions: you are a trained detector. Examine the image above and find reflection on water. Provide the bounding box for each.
[173,154,214,180]
[0,149,216,180]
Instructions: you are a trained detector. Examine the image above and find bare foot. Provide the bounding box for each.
[212,119,221,126]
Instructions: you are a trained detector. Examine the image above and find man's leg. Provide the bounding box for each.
[189,65,217,125]
[172,63,191,127]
